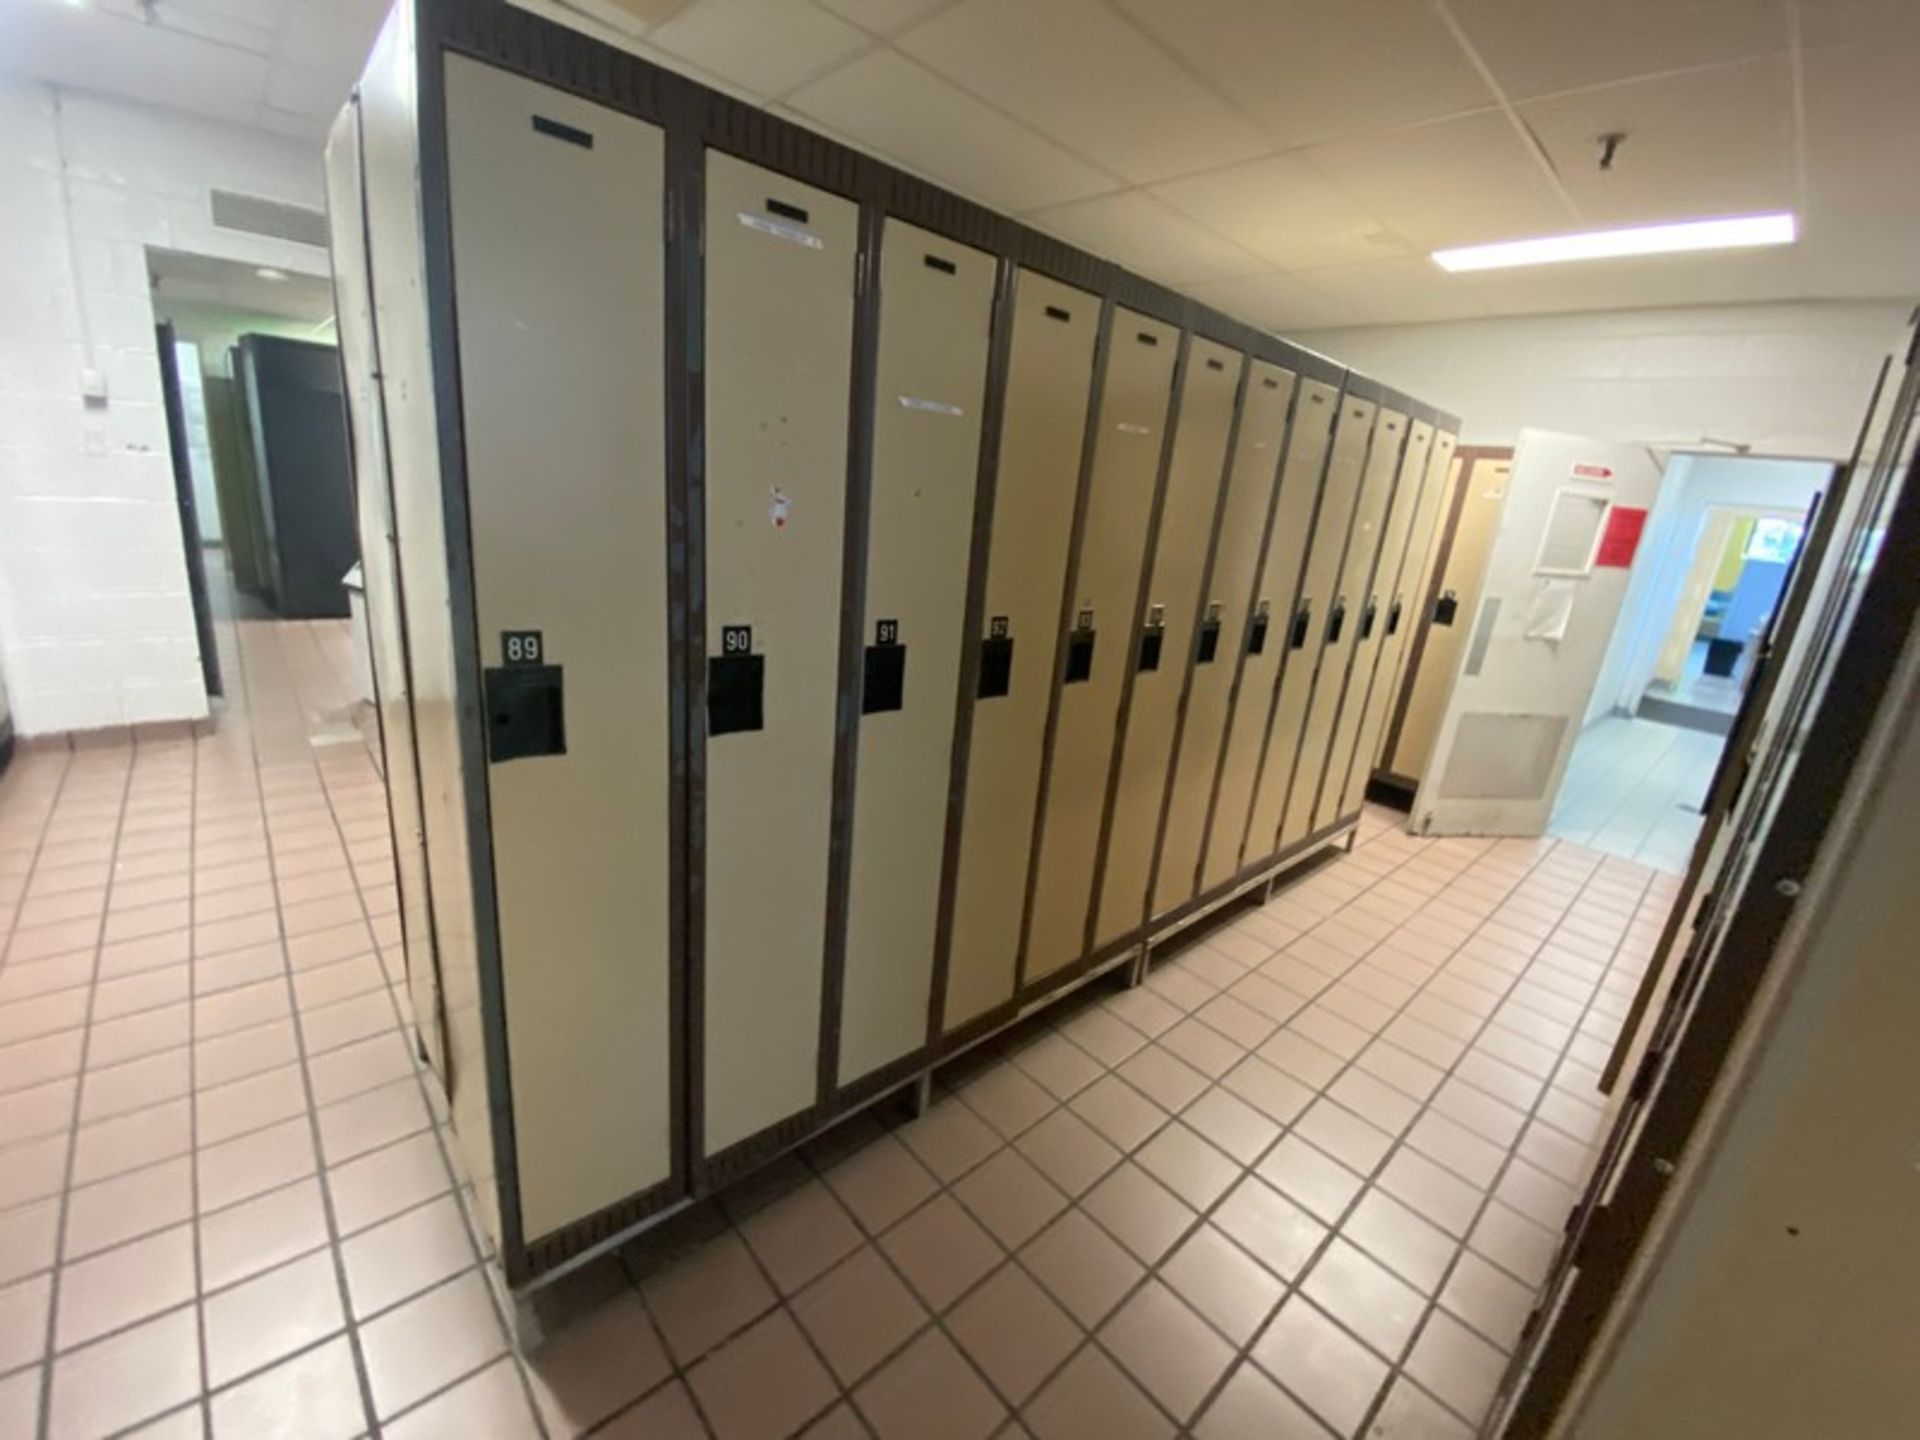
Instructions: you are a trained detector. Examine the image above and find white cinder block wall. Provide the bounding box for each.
[0,77,329,736]
[1294,301,1911,458]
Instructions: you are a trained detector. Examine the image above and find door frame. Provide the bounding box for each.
[1491,349,1919,1434]
[156,322,224,699]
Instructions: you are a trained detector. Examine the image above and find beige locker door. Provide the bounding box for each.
[1373,431,1459,771]
[1023,312,1179,982]
[1336,425,1455,818]
[1151,360,1297,918]
[838,223,995,1087]
[1092,340,1243,948]
[1386,452,1510,783]
[702,152,858,1157]
[942,273,1098,1032]
[1279,405,1407,849]
[1243,397,1377,863]
[1315,419,1434,831]
[1201,378,1338,892]
[444,58,673,1238]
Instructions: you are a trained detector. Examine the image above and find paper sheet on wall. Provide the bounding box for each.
[1524,578,1578,641]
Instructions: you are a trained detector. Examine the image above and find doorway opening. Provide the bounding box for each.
[147,246,347,633]
[1547,453,1833,869]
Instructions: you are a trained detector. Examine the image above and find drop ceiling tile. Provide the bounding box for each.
[273,1,387,74]
[1299,111,1577,250]
[1520,56,1795,227]
[1183,272,1370,332]
[898,0,1270,184]
[789,49,1115,212]
[649,0,871,98]
[1796,0,1920,47]
[1446,0,1793,100]
[1028,190,1264,288]
[816,0,953,35]
[1118,0,1496,147]
[1152,152,1410,271]
[1288,255,1494,325]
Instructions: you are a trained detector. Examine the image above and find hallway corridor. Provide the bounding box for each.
[0,613,1676,1439]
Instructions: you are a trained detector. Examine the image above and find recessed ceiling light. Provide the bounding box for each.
[1432,213,1797,273]
[255,267,289,281]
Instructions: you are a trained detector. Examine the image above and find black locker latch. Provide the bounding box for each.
[863,619,906,714]
[1359,598,1379,641]
[485,665,566,762]
[709,625,763,736]
[1196,603,1223,664]
[1248,602,1271,656]
[1137,603,1165,674]
[1289,601,1313,651]
[1326,599,1348,645]
[978,616,1013,698]
[1065,609,1096,684]
[1387,598,1405,636]
[1434,590,1460,626]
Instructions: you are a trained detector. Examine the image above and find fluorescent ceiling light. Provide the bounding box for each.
[1432,213,1797,273]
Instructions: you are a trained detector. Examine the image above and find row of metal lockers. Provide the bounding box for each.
[331,16,1459,1290]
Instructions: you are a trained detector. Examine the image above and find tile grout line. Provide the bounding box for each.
[33,734,136,1440]
[224,619,385,1438]
[186,723,211,1440]
[1215,845,1636,1436]
[267,619,555,1439]
[1351,862,1655,1437]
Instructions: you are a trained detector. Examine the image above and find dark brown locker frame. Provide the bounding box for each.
[400,0,1441,1286]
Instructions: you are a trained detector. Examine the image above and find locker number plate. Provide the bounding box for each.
[502,631,544,666]
[721,625,753,655]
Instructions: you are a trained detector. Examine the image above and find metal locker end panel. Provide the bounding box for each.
[840,219,995,1088]
[1094,337,1241,947]
[444,56,675,1239]
[945,269,1099,1031]
[1202,375,1340,892]
[701,150,860,1155]
[1023,307,1178,983]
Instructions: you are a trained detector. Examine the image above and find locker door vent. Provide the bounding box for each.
[1065,630,1097,684]
[863,639,906,714]
[977,636,1013,698]
[485,666,566,761]
[1196,616,1222,664]
[707,654,765,735]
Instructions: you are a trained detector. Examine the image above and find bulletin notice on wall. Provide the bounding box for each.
[1595,505,1649,568]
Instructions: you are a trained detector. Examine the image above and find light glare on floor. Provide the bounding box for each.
[1431,213,1797,273]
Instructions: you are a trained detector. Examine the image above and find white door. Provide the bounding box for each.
[1412,428,1664,835]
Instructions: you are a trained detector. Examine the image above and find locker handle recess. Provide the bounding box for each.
[1387,598,1405,636]
[1064,628,1096,684]
[1137,626,1164,673]
[1289,603,1313,651]
[1247,610,1270,656]
[709,626,763,736]
[765,197,809,224]
[1326,600,1347,646]
[484,665,565,761]
[863,620,906,715]
[1196,614,1222,664]
[1359,599,1378,641]
[1434,590,1460,626]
